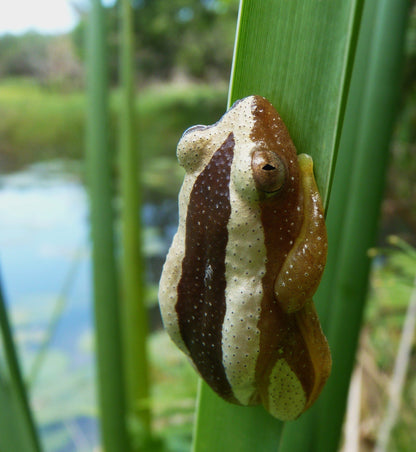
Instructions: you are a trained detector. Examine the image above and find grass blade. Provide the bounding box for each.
[0,274,42,452]
[315,1,410,450]
[86,1,129,450]
[118,0,152,445]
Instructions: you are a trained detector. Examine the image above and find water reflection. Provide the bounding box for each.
[0,160,177,452]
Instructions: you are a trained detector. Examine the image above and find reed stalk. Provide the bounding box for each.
[118,0,152,445]
[86,1,129,450]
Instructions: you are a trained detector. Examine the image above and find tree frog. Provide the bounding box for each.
[158,95,331,421]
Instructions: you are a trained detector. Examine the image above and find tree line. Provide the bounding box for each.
[0,0,239,89]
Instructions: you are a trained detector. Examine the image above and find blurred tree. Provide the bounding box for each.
[71,0,239,82]
[39,36,84,89]
[0,32,83,89]
[0,1,238,84]
[131,0,238,80]
[0,33,49,77]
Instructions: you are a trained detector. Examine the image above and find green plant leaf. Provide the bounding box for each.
[0,277,42,452]
[193,388,282,452]
[281,0,410,450]
[315,0,410,450]
[86,1,129,450]
[118,0,152,446]
[229,0,364,207]
[192,1,364,450]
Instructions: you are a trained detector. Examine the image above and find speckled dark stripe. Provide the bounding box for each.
[250,96,315,402]
[176,133,237,402]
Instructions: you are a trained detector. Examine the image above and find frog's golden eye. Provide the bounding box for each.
[251,149,286,193]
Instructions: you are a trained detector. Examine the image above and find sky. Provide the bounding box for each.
[0,0,115,36]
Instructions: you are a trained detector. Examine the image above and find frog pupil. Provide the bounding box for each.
[263,164,276,171]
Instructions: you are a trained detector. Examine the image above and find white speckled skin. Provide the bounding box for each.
[159,97,258,356]
[268,360,306,420]
[158,96,331,421]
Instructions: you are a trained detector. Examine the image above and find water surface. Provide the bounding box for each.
[0,160,177,451]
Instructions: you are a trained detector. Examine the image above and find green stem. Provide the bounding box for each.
[119,0,152,443]
[86,1,129,450]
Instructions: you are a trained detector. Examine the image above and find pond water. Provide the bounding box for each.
[0,160,177,452]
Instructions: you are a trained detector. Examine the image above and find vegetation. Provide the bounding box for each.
[0,281,41,451]
[194,0,365,449]
[1,0,416,451]
[0,79,227,194]
[85,0,130,450]
[118,0,152,446]
[0,33,82,89]
[0,0,238,87]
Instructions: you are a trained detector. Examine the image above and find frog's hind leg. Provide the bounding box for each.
[294,299,332,411]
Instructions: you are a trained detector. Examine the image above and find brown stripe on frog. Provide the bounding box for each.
[249,96,315,405]
[176,132,238,403]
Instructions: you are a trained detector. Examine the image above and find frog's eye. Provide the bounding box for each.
[251,149,286,193]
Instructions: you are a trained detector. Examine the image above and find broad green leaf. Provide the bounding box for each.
[281,0,409,450]
[229,0,364,207]
[193,390,283,452]
[193,1,364,451]
[315,0,410,450]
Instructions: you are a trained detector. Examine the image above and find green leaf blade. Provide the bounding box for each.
[315,0,410,450]
[86,1,130,450]
[229,0,365,205]
[193,384,283,452]
[193,1,364,451]
[0,280,42,452]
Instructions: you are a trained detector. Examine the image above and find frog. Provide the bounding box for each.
[158,95,331,421]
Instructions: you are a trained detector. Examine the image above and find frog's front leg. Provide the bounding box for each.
[275,153,328,313]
